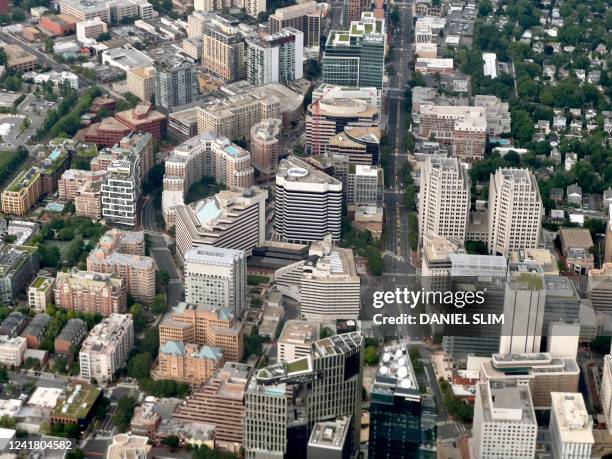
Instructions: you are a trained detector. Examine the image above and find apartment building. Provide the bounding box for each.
[472,381,537,459]
[75,181,103,220]
[54,318,88,356]
[277,320,318,363]
[1,167,42,216]
[99,228,145,255]
[153,341,223,385]
[417,105,487,162]
[173,362,252,450]
[549,392,594,458]
[588,263,612,313]
[101,153,141,227]
[87,247,156,304]
[0,335,26,367]
[119,132,154,180]
[0,245,40,304]
[0,312,27,338]
[342,0,370,26]
[474,95,511,136]
[54,270,127,316]
[275,157,343,244]
[184,246,246,317]
[161,133,255,227]
[245,28,304,86]
[127,66,156,103]
[322,12,386,90]
[197,83,303,141]
[275,236,360,321]
[268,1,324,47]
[202,14,246,82]
[174,188,267,260]
[306,93,380,155]
[58,169,107,201]
[418,156,470,248]
[249,118,281,176]
[159,302,244,362]
[154,60,198,110]
[21,313,51,349]
[79,313,134,383]
[28,276,54,312]
[487,168,543,257]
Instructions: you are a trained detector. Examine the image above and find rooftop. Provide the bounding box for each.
[372,344,419,398]
[550,392,594,444]
[51,383,100,420]
[478,381,536,424]
[277,156,342,186]
[308,416,351,450]
[279,320,318,346]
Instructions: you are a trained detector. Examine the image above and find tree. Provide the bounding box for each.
[130,303,147,332]
[44,38,54,54]
[11,9,25,22]
[97,32,112,41]
[510,109,535,145]
[112,396,136,432]
[303,59,321,81]
[478,0,492,16]
[151,294,167,314]
[162,435,180,448]
[364,346,379,365]
[127,352,152,379]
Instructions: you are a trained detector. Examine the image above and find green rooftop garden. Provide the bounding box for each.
[8,169,40,192]
[513,273,544,290]
[32,276,51,289]
[364,23,373,33]
[51,385,101,420]
[375,20,382,33]
[286,357,310,374]
[338,34,350,42]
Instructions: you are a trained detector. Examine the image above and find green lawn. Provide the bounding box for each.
[247,274,270,286]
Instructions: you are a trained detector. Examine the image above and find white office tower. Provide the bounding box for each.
[418,155,470,249]
[549,392,594,459]
[245,332,363,458]
[184,245,246,317]
[101,155,141,227]
[79,313,134,383]
[499,262,545,355]
[275,156,342,244]
[275,235,360,321]
[602,354,612,434]
[472,381,537,459]
[487,168,543,256]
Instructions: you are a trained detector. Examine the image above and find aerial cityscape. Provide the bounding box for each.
[0,0,607,457]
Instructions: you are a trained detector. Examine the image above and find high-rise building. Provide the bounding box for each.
[487,168,543,257]
[368,344,437,458]
[306,93,380,155]
[197,83,303,141]
[174,188,267,260]
[472,381,537,459]
[543,276,580,337]
[275,156,342,244]
[342,0,369,27]
[602,353,612,434]
[322,12,386,90]
[277,320,318,363]
[202,14,246,82]
[480,353,580,409]
[184,245,246,317]
[119,132,155,180]
[0,245,40,305]
[308,416,352,459]
[418,156,470,249]
[173,362,252,451]
[153,341,224,385]
[1,167,42,216]
[54,270,127,316]
[605,205,612,263]
[154,61,198,110]
[161,133,255,226]
[268,1,324,48]
[159,302,244,362]
[347,164,383,208]
[126,66,156,102]
[416,105,487,162]
[246,28,304,86]
[328,126,381,165]
[549,392,594,459]
[499,262,546,355]
[249,118,282,177]
[244,332,363,458]
[101,153,141,227]
[79,313,134,383]
[587,263,612,313]
[275,236,360,321]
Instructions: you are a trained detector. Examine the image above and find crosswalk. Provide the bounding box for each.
[382,250,405,262]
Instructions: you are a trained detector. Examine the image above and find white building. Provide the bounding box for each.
[246,27,304,86]
[101,155,141,227]
[0,336,26,367]
[602,354,612,434]
[499,263,546,354]
[277,320,318,363]
[549,392,594,459]
[174,188,268,260]
[418,156,470,248]
[482,53,498,78]
[487,168,543,257]
[28,276,55,312]
[275,235,360,321]
[184,245,246,317]
[472,381,537,459]
[76,17,107,43]
[79,313,134,383]
[275,156,342,244]
[347,164,383,208]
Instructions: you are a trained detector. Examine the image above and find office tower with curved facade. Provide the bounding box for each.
[275,156,342,244]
